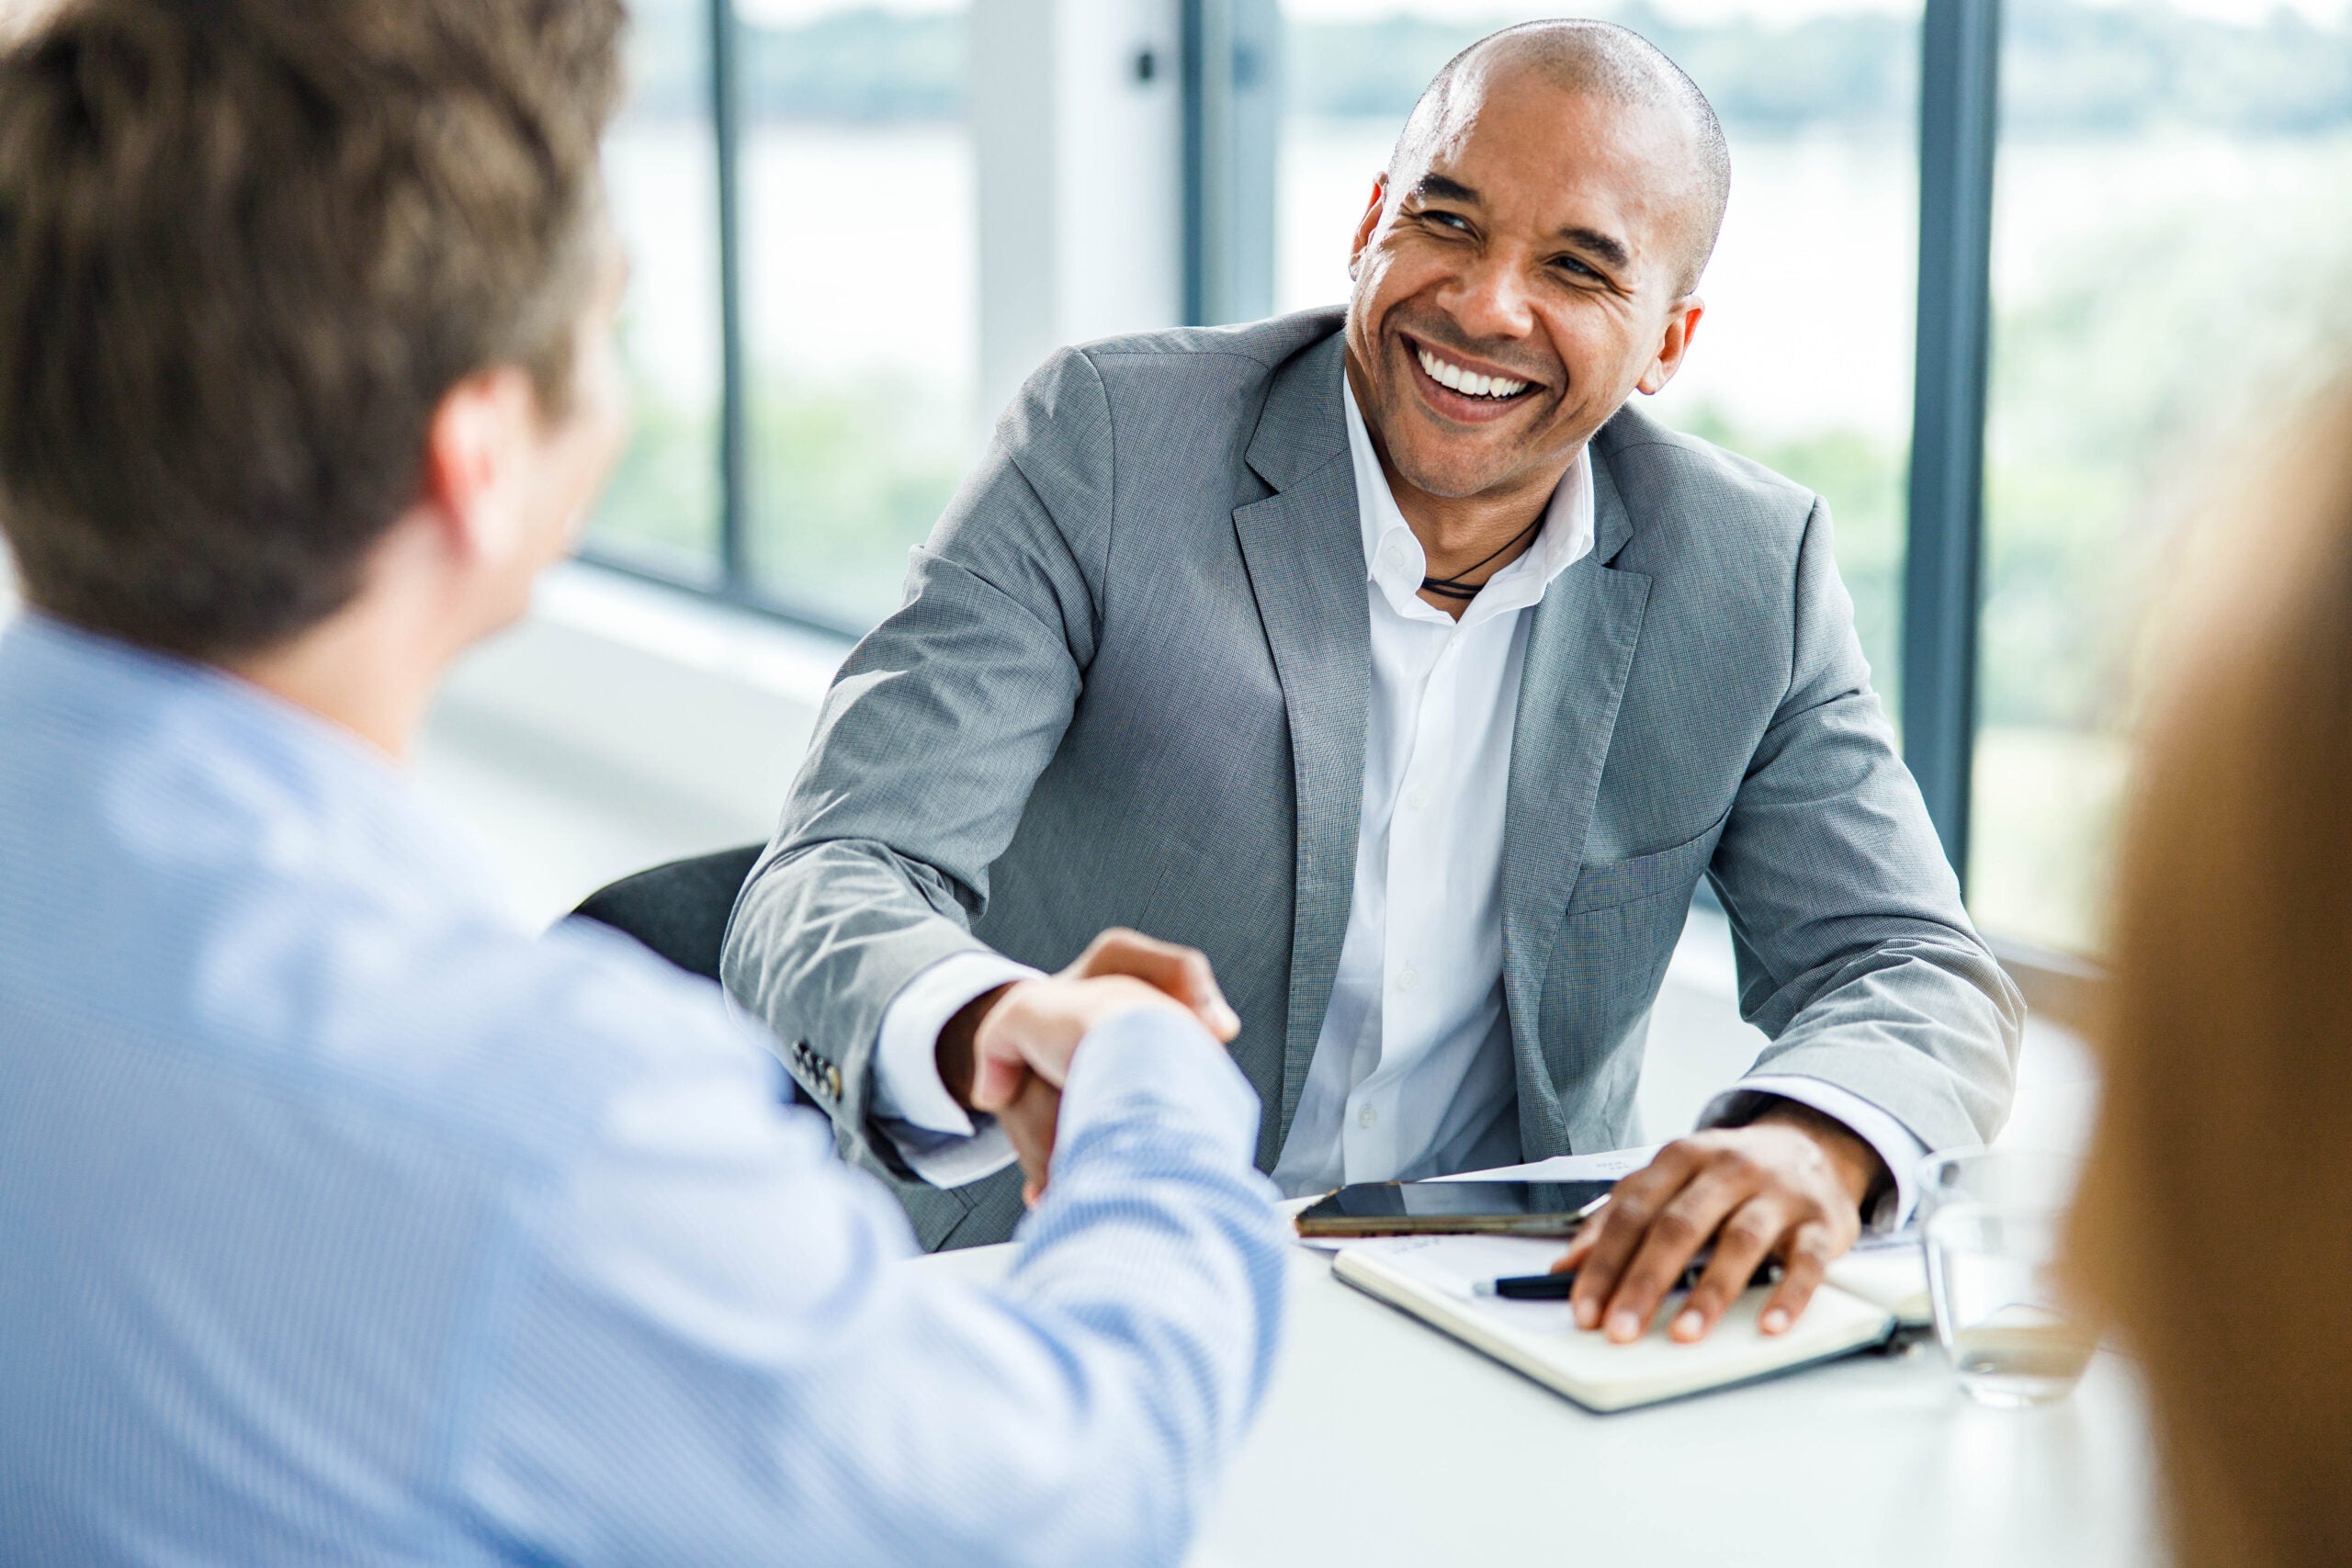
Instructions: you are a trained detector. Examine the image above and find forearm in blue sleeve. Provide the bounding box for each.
[454,1004,1287,1568]
[992,1008,1293,1537]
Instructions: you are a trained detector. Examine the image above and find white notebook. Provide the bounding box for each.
[1333,1233,1908,1414]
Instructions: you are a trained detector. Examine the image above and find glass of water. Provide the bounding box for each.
[1917,1145,2082,1223]
[1922,1157,2097,1408]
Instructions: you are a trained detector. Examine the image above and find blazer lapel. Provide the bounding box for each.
[1229,332,1368,1145]
[1501,444,1651,1151]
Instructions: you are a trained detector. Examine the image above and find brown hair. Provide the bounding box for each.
[2068,379,2352,1568]
[0,0,626,660]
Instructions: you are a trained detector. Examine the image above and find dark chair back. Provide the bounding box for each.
[571,843,765,985]
[571,844,807,1104]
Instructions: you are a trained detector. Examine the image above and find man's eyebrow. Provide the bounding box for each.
[1410,173,1480,206]
[1555,226,1632,272]
[1409,173,1634,274]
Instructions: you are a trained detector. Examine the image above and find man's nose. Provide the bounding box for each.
[1442,252,1536,343]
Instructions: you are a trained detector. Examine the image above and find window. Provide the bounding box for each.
[1274,1,1923,715]
[1971,0,2352,952]
[582,0,979,630]
[590,0,726,581]
[739,0,979,629]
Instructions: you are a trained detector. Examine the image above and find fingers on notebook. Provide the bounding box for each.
[1600,1166,1757,1342]
[1758,1221,1838,1336]
[1561,1145,1704,1337]
[1675,1199,1791,1342]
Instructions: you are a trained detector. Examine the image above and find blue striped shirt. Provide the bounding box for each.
[0,613,1287,1565]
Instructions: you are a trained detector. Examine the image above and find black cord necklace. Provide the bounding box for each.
[1419,514,1544,603]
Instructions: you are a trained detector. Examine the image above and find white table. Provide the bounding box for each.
[915,1239,2160,1567]
[912,938,2141,1565]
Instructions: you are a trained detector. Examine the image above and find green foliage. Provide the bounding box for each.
[1675,410,1908,720]
[1686,134,2352,762]
[587,367,968,625]
[588,377,720,578]
[1981,136,2352,736]
[743,376,967,626]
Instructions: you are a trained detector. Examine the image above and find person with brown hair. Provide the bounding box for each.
[0,2,1284,1562]
[2066,379,2352,1568]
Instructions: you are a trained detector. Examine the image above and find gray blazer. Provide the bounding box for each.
[722,309,2023,1252]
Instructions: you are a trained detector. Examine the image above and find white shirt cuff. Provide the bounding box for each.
[871,951,1044,1188]
[1698,1076,1929,1233]
[876,1118,1021,1190]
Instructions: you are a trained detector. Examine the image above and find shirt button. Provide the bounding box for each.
[1358,1104,1379,1130]
[1405,785,1430,811]
[1383,539,1411,570]
[1396,967,1421,993]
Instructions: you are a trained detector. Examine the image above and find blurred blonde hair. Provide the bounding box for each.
[2069,377,2352,1568]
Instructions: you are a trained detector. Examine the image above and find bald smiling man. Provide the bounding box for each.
[726,22,2024,1343]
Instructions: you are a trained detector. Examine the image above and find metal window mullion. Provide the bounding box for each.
[710,0,751,587]
[1901,0,2002,876]
[1182,0,1279,326]
[1181,0,1203,324]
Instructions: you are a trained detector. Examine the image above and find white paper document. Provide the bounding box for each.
[1423,1145,1664,1184]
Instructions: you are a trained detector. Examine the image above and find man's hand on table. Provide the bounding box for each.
[1552,1101,1888,1344]
[934,929,1242,1204]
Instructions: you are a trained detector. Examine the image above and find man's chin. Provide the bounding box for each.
[1382,439,1530,504]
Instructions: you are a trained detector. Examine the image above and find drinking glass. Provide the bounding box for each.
[1920,1147,2095,1408]
[1917,1145,2082,1224]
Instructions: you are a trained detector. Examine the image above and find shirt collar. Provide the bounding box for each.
[1340,372,1596,628]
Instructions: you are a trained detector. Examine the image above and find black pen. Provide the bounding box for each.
[1475,1258,1779,1300]
[1466,1191,1618,1299]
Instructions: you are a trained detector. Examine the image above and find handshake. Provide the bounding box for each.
[934,930,1244,1204]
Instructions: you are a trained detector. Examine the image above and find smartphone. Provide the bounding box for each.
[1294,1179,1616,1239]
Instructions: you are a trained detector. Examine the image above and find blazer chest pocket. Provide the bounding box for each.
[1562,807,1732,917]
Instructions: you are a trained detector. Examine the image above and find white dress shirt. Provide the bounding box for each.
[1265,382,1597,1195]
[873,371,1928,1224]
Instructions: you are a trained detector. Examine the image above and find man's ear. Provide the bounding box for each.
[1636,299,1705,397]
[1346,173,1389,279]
[417,366,539,561]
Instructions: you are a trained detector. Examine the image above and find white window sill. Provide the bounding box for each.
[428,560,853,848]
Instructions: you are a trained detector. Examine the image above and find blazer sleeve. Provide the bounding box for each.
[719,345,1116,1182]
[1704,495,2025,1153]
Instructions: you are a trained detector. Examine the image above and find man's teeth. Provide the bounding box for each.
[1417,346,1529,400]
